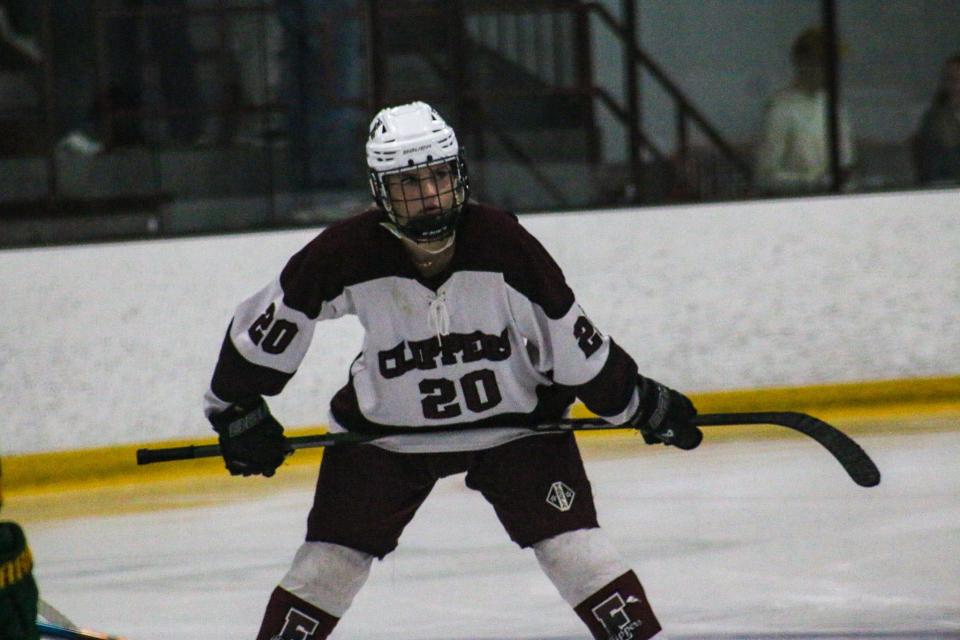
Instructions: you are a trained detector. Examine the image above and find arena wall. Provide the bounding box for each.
[2,189,958,457]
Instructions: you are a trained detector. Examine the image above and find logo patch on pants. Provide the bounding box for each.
[592,592,643,639]
[546,481,575,511]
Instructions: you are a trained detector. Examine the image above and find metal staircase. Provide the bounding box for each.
[366,0,751,207]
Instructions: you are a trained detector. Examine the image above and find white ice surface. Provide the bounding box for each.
[17,427,960,640]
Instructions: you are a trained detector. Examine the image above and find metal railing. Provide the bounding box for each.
[1,0,753,238]
[587,1,751,201]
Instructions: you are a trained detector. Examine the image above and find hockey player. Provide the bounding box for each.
[204,101,702,640]
[0,460,39,640]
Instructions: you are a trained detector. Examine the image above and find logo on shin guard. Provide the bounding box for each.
[546,481,575,512]
[592,592,643,640]
[272,608,320,640]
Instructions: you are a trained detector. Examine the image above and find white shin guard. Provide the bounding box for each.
[533,528,630,606]
[278,541,374,618]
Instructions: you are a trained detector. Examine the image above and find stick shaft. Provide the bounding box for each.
[134,414,790,462]
[38,621,125,640]
[135,411,879,487]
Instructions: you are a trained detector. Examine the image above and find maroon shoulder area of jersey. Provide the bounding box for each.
[278,206,413,319]
[456,202,575,319]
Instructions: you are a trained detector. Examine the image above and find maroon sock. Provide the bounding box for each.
[255,586,340,640]
[573,571,663,640]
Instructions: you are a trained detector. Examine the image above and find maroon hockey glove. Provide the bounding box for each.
[628,377,702,450]
[210,397,292,477]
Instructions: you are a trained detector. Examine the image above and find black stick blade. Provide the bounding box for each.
[696,412,881,487]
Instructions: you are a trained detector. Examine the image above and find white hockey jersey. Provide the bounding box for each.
[205,203,642,452]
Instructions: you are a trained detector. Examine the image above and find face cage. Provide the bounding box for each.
[370,155,469,243]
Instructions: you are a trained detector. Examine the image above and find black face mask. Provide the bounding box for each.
[396,207,461,243]
[372,154,471,243]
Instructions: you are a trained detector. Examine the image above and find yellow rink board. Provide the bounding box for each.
[4,376,959,496]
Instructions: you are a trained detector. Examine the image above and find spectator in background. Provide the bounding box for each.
[227,3,285,147]
[278,0,365,190]
[105,0,205,147]
[7,0,104,155]
[755,27,855,194]
[914,53,960,185]
[0,1,41,67]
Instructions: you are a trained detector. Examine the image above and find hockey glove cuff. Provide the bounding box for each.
[0,521,39,640]
[209,397,292,477]
[628,377,702,450]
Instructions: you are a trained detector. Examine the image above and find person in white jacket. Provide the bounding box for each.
[755,27,856,194]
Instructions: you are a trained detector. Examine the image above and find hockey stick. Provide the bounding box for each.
[136,411,880,487]
[39,599,77,629]
[38,621,127,640]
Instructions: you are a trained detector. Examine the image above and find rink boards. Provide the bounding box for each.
[4,374,960,495]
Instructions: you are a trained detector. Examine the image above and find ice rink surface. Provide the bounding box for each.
[8,413,960,640]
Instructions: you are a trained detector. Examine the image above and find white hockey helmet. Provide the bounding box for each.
[366,101,469,243]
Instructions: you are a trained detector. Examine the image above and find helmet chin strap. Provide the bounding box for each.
[409,234,455,255]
